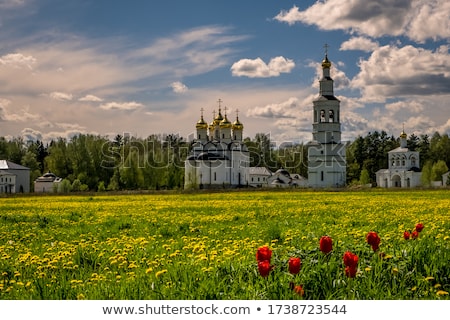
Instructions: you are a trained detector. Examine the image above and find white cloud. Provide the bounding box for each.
[246,97,300,118]
[274,0,450,43]
[99,101,144,111]
[0,53,36,69]
[385,100,424,113]
[79,94,103,102]
[170,81,188,93]
[352,45,450,101]
[340,37,379,52]
[231,56,295,78]
[49,91,73,101]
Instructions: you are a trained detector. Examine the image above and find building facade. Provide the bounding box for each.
[0,160,30,193]
[184,102,250,189]
[34,172,63,193]
[307,54,347,187]
[376,130,422,188]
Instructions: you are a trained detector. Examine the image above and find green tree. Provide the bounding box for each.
[421,160,433,187]
[359,168,370,185]
[431,160,448,182]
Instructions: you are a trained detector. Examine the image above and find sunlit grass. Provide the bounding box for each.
[0,189,449,299]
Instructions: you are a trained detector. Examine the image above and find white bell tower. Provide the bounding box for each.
[307,47,346,187]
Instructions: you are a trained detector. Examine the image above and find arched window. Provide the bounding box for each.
[329,110,334,122]
[320,110,326,122]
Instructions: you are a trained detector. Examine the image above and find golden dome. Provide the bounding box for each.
[220,114,232,128]
[232,117,243,130]
[322,55,331,69]
[400,130,407,139]
[196,116,208,129]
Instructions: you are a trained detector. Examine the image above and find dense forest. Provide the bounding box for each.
[1,130,449,192]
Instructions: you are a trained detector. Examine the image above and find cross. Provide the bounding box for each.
[212,110,216,118]
[200,107,204,117]
[217,98,222,108]
[324,43,329,56]
[224,106,228,115]
[236,108,239,118]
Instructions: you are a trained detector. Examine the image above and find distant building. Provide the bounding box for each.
[34,172,62,193]
[0,160,30,193]
[267,168,307,188]
[376,130,422,188]
[248,167,272,187]
[184,101,250,189]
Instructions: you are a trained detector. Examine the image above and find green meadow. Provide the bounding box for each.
[0,189,449,300]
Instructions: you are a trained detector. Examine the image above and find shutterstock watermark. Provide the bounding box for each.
[99,132,346,170]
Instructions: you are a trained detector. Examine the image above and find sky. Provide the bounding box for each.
[0,0,450,146]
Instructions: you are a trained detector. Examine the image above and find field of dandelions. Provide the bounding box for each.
[1,189,449,300]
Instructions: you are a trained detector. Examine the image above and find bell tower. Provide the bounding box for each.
[307,47,346,187]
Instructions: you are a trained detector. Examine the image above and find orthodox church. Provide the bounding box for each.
[376,129,421,188]
[307,53,347,187]
[184,52,347,189]
[184,100,250,189]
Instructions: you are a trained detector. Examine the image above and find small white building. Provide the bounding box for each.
[376,130,422,188]
[0,160,30,193]
[0,170,16,194]
[267,168,308,188]
[34,172,62,193]
[248,167,272,187]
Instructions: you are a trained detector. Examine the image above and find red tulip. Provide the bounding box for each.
[411,230,419,239]
[293,285,304,296]
[319,236,333,254]
[256,246,272,262]
[415,223,424,233]
[403,231,410,240]
[288,257,301,275]
[343,251,358,268]
[366,231,381,252]
[345,266,357,278]
[258,260,272,277]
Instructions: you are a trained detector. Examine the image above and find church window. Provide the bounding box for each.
[329,110,334,122]
[222,133,225,139]
[214,172,217,181]
[198,134,201,139]
[321,171,324,181]
[320,110,326,122]
[411,157,416,167]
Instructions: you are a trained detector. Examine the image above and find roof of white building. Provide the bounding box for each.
[0,160,30,170]
[248,167,272,176]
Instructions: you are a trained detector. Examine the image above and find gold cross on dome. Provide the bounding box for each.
[324,43,329,56]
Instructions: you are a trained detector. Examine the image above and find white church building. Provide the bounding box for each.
[184,53,348,189]
[376,130,422,188]
[307,53,347,187]
[184,101,250,189]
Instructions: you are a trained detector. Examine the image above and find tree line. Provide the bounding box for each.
[0,130,449,192]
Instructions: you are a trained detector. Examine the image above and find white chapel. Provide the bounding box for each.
[184,101,250,189]
[307,53,347,187]
[376,129,421,188]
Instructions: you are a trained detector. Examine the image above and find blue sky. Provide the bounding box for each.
[0,0,449,145]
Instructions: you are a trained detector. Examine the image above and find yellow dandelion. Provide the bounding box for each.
[392,267,399,275]
[425,276,435,281]
[365,267,372,272]
[155,269,167,278]
[77,293,85,300]
[436,290,449,296]
[434,283,442,289]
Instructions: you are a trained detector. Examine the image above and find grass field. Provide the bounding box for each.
[0,189,449,300]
